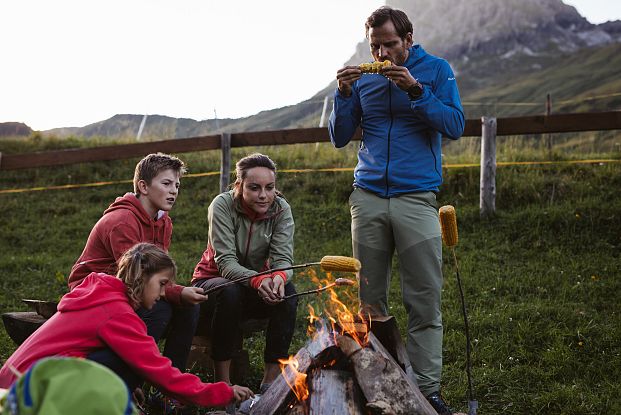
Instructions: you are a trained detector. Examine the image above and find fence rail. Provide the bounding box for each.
[1,111,620,171]
[2,110,620,217]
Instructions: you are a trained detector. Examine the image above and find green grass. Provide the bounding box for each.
[1,146,620,414]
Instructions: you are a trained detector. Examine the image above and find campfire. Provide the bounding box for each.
[249,275,439,415]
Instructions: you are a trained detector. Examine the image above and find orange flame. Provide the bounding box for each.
[305,266,369,347]
[278,356,309,402]
[325,289,369,346]
[306,304,320,337]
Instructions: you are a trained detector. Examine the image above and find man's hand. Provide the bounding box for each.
[231,385,254,403]
[336,65,362,97]
[257,275,285,305]
[380,64,417,92]
[180,286,208,304]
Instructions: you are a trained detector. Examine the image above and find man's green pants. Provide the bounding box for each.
[350,187,443,396]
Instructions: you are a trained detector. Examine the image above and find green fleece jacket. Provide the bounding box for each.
[192,190,295,287]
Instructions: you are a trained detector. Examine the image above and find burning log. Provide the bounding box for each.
[337,334,437,415]
[252,311,438,415]
[250,321,338,415]
[309,369,366,414]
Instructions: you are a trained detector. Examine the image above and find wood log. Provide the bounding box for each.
[308,369,365,415]
[21,299,58,319]
[368,315,416,383]
[337,334,437,415]
[251,321,337,415]
[2,312,47,345]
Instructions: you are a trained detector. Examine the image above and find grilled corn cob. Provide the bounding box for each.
[320,256,361,272]
[439,205,459,247]
[359,60,392,74]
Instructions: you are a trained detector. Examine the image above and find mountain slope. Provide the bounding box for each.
[463,43,621,117]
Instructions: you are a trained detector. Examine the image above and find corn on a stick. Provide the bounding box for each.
[202,257,360,295]
[320,256,361,272]
[439,205,458,247]
[439,205,476,412]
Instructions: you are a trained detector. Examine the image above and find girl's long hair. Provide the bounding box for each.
[116,243,177,308]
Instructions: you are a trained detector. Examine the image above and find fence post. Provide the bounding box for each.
[480,117,497,218]
[220,132,231,193]
[546,93,552,159]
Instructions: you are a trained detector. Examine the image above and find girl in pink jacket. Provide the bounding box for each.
[0,243,253,409]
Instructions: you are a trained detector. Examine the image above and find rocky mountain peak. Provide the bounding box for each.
[345,0,616,66]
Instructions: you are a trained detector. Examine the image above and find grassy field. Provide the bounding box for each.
[1,141,620,414]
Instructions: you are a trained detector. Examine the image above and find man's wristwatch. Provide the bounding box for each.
[407,81,424,100]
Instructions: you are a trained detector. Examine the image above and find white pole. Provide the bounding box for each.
[214,109,220,131]
[136,114,148,141]
[319,95,330,127]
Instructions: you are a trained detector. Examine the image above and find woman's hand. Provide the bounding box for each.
[231,385,254,403]
[258,275,285,305]
[180,286,208,304]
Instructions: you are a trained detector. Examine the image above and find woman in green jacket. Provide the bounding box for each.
[191,153,297,393]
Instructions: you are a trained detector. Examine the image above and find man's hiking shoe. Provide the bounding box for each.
[426,391,454,415]
[145,388,195,415]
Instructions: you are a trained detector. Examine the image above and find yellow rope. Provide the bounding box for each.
[1,159,619,194]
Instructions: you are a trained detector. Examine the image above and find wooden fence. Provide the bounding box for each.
[1,111,620,216]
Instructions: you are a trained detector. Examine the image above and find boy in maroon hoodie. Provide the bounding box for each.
[67,153,206,383]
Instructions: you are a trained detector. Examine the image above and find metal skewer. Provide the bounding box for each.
[281,278,356,300]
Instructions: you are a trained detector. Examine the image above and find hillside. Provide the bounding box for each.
[462,42,621,117]
[40,0,621,140]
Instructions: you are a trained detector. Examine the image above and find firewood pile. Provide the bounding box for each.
[249,316,439,415]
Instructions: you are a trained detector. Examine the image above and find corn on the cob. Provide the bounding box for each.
[359,60,392,74]
[439,205,459,247]
[320,256,361,273]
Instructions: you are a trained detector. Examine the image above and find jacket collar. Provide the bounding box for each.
[404,44,427,68]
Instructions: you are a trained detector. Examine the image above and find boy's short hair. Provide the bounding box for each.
[133,153,187,193]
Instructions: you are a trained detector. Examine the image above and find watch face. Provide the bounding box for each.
[408,83,423,99]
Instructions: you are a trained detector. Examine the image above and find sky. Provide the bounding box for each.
[1,0,620,131]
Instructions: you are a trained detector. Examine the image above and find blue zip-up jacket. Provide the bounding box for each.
[329,45,464,197]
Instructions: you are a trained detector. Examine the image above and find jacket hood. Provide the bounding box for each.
[59,273,129,312]
[104,192,168,225]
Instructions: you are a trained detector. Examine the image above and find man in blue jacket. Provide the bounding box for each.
[329,6,464,415]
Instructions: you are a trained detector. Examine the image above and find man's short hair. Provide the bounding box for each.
[365,6,413,40]
[133,153,186,193]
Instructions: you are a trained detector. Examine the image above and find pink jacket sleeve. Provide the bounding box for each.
[98,311,233,407]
